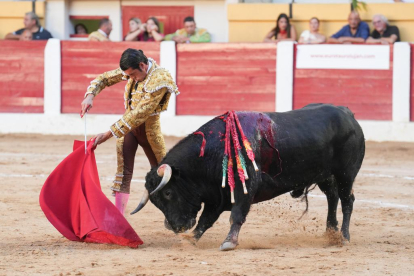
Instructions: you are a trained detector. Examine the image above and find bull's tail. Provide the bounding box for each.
[290,184,317,220]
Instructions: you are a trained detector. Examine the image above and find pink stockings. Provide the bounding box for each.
[115,192,130,216]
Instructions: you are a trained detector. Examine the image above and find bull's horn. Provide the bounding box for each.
[130,189,149,215]
[150,164,172,195]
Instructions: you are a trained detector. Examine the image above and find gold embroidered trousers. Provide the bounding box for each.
[110,114,166,194]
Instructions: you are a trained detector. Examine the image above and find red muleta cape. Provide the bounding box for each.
[39,140,143,248]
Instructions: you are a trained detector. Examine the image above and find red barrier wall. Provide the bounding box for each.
[0,41,46,113]
[61,42,160,114]
[176,43,277,115]
[411,44,414,122]
[293,45,393,120]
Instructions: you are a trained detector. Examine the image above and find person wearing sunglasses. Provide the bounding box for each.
[366,14,400,44]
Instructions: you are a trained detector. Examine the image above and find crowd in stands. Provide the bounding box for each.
[86,16,210,43]
[91,15,211,43]
[3,11,401,45]
[3,12,210,44]
[264,11,400,44]
[122,16,210,43]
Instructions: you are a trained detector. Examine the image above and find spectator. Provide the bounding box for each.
[88,18,112,41]
[164,16,211,43]
[5,12,52,40]
[298,17,326,44]
[263,13,297,43]
[75,23,88,35]
[328,11,369,44]
[19,29,32,41]
[366,14,400,44]
[137,17,164,42]
[124,17,142,41]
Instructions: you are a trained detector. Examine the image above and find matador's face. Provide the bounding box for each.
[124,63,148,82]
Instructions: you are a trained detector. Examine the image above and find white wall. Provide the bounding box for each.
[45,0,70,40]
[69,0,122,41]
[2,113,414,142]
[44,39,61,115]
[392,42,411,122]
[194,1,228,42]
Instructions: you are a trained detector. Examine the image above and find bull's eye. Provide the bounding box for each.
[163,189,172,200]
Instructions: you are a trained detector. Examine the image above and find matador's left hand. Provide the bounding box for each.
[93,131,113,147]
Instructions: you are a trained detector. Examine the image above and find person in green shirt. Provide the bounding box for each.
[164,16,211,43]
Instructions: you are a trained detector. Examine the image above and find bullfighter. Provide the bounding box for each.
[80,48,179,216]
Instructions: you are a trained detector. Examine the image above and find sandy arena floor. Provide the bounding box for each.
[0,134,413,276]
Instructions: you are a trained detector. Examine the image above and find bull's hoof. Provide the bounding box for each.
[326,226,339,232]
[220,241,238,251]
[341,231,350,242]
[342,235,350,245]
[181,233,197,246]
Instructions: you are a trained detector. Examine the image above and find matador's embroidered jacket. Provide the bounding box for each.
[84,58,179,138]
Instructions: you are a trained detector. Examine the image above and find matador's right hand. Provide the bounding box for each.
[81,94,94,118]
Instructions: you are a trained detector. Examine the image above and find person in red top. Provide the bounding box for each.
[263,13,297,43]
[137,17,164,42]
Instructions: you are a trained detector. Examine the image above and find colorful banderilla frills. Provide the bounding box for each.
[194,111,259,204]
[221,111,259,204]
[222,117,231,189]
[233,111,259,172]
[228,112,248,195]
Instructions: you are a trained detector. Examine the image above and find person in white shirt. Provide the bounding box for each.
[298,17,326,44]
[88,18,112,41]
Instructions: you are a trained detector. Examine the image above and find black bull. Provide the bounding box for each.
[131,104,365,251]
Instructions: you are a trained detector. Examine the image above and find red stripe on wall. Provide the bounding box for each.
[410,44,414,122]
[61,41,160,114]
[0,41,46,113]
[176,43,277,115]
[69,15,109,20]
[293,45,393,121]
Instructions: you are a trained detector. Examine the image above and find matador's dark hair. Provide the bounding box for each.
[119,48,148,72]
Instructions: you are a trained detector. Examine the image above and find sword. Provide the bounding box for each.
[82,104,91,154]
[84,112,87,154]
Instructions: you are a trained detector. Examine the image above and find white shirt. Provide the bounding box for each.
[146,60,152,73]
[300,30,317,42]
[98,29,108,38]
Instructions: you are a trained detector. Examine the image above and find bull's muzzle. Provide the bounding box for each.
[170,218,197,234]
